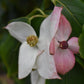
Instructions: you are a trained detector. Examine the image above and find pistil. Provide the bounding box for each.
[59,41,68,49]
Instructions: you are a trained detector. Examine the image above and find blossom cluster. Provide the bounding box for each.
[6,6,79,84]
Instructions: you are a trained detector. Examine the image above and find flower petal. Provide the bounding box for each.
[54,48,75,75]
[18,42,39,79]
[55,15,72,41]
[37,41,61,79]
[49,37,55,55]
[68,37,79,54]
[39,6,62,42]
[49,37,59,55]
[6,22,36,43]
[31,70,45,84]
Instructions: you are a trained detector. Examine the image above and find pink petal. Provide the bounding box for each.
[68,37,79,54]
[55,15,72,41]
[49,37,59,55]
[39,6,62,42]
[54,48,75,75]
[49,37,55,55]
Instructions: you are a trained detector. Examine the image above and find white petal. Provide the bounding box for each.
[18,42,39,79]
[6,22,36,43]
[39,7,62,42]
[37,41,61,79]
[31,70,45,84]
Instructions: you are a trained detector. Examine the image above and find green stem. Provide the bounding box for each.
[27,8,47,17]
[51,0,56,6]
[42,0,51,10]
[34,8,46,16]
[29,14,48,24]
[26,8,48,24]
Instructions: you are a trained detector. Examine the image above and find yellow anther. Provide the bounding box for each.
[27,35,38,47]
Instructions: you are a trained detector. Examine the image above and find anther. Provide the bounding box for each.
[27,35,38,47]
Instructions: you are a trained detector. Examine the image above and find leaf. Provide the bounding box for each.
[9,17,29,24]
[56,0,84,37]
[0,31,20,76]
[14,75,30,84]
[46,63,84,84]
[80,0,84,3]
[79,25,84,59]
[31,17,45,36]
[41,0,52,10]
[76,55,84,68]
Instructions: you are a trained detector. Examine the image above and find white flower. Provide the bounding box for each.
[6,7,62,84]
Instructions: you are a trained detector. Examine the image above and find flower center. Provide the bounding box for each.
[27,35,38,47]
[59,41,68,49]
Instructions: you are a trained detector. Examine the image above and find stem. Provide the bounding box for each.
[27,8,48,24]
[29,14,48,24]
[42,0,51,10]
[51,0,56,6]
[27,8,47,17]
[34,8,46,16]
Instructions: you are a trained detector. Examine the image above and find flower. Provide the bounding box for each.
[49,10,79,75]
[5,7,63,84]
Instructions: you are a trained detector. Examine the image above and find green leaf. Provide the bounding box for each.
[80,0,84,3]
[9,17,29,24]
[79,25,84,59]
[41,0,51,10]
[56,0,84,37]
[0,31,20,76]
[31,17,45,36]
[76,55,84,68]
[46,63,84,84]
[14,75,30,84]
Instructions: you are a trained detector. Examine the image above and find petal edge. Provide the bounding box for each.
[6,22,36,43]
[18,42,39,79]
[68,37,79,54]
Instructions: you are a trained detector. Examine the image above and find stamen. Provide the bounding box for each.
[27,35,38,47]
[59,41,68,49]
